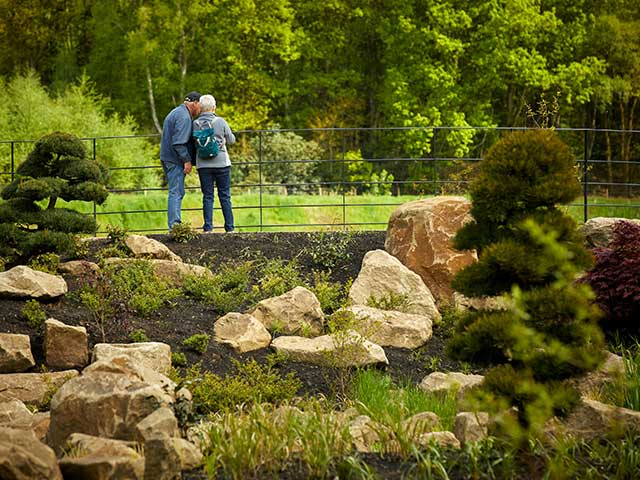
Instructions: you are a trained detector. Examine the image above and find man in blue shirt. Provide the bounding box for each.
[160,91,201,231]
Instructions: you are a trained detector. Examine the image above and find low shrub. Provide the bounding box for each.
[27,252,60,274]
[21,299,46,329]
[169,222,198,243]
[309,271,351,314]
[183,333,210,354]
[171,352,188,367]
[128,329,149,343]
[305,231,353,271]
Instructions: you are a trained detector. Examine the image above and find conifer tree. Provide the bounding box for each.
[0,132,109,265]
[447,129,605,428]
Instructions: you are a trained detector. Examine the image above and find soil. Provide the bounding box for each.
[0,230,476,478]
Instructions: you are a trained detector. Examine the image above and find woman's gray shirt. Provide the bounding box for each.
[192,112,236,169]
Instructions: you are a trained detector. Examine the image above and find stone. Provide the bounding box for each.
[213,312,272,352]
[0,370,78,407]
[348,249,441,322]
[0,265,67,299]
[0,333,35,373]
[342,305,433,349]
[47,356,175,454]
[452,292,509,312]
[568,351,625,400]
[271,331,388,367]
[385,197,478,304]
[401,412,440,437]
[59,433,145,480]
[553,398,640,441]
[417,431,461,449]
[453,412,489,444]
[251,286,324,336]
[0,399,33,427]
[135,406,180,442]
[58,260,100,276]
[45,318,89,369]
[0,427,63,479]
[349,415,383,453]
[92,342,172,375]
[125,234,183,262]
[579,217,640,249]
[419,371,484,399]
[144,433,203,480]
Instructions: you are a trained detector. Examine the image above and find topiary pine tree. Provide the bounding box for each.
[446,129,605,429]
[0,132,109,265]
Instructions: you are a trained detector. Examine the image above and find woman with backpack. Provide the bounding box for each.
[192,94,236,233]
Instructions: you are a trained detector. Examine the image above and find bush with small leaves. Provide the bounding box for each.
[169,222,198,243]
[171,352,188,367]
[27,252,60,275]
[22,300,47,329]
[183,333,210,354]
[0,132,109,265]
[129,329,149,343]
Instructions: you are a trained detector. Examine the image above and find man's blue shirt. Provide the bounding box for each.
[160,104,195,165]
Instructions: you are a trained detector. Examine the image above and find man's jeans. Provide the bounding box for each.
[162,161,185,230]
[197,166,234,232]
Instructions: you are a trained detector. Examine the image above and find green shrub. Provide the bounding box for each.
[22,299,46,329]
[305,231,353,271]
[185,359,301,414]
[171,352,188,367]
[27,252,60,274]
[255,258,304,299]
[183,333,210,354]
[129,329,149,343]
[183,261,254,314]
[169,222,198,243]
[366,291,412,312]
[309,271,351,314]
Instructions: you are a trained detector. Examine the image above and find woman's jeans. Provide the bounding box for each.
[197,166,234,232]
[162,161,185,230]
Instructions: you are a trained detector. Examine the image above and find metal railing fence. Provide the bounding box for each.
[1,126,640,233]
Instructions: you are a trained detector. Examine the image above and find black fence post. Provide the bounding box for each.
[259,131,263,232]
[342,132,346,230]
[432,128,438,195]
[10,142,14,182]
[583,129,588,223]
[93,138,98,235]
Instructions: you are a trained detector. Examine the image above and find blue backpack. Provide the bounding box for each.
[193,118,221,158]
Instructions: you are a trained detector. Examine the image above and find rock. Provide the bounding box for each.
[453,412,489,444]
[58,260,100,276]
[385,197,477,304]
[251,286,324,336]
[579,217,640,249]
[349,415,382,453]
[92,342,172,375]
[45,318,88,370]
[452,292,509,312]
[0,399,33,427]
[0,333,35,373]
[47,356,175,454]
[59,433,145,480]
[348,250,441,322]
[342,305,433,349]
[104,257,211,286]
[0,265,67,299]
[0,370,78,408]
[417,431,461,449]
[213,312,272,352]
[144,434,203,480]
[419,372,484,399]
[125,234,182,262]
[568,351,625,400]
[0,427,63,479]
[271,331,388,367]
[135,406,180,442]
[401,412,440,437]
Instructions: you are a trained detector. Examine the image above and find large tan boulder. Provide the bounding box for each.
[579,217,640,249]
[342,305,433,349]
[0,333,35,373]
[0,427,63,479]
[453,412,489,444]
[251,286,324,336]
[144,434,203,480]
[125,234,182,262]
[45,318,89,370]
[349,249,441,321]
[417,431,461,449]
[213,312,272,352]
[0,265,67,299]
[0,370,78,407]
[47,356,175,454]
[385,197,477,304]
[135,406,180,442]
[0,399,33,427]
[419,371,484,400]
[92,342,172,375]
[59,433,145,480]
[271,331,388,367]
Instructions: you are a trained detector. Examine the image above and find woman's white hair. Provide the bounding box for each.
[199,94,216,111]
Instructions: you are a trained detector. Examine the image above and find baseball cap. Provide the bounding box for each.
[184,91,202,102]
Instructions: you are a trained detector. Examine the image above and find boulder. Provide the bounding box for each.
[47,356,175,454]
[349,415,383,453]
[0,427,62,479]
[453,412,489,444]
[342,305,433,349]
[213,312,272,352]
[579,217,640,249]
[125,234,182,262]
[59,433,145,480]
[452,292,509,312]
[92,342,172,375]
[271,331,388,367]
[568,351,625,400]
[45,318,88,370]
[0,370,78,407]
[144,434,203,480]
[135,406,180,442]
[0,265,67,299]
[348,250,441,322]
[251,286,324,336]
[385,197,477,304]
[401,411,440,437]
[419,372,484,399]
[0,333,35,373]
[58,260,100,276]
[0,399,33,427]
[417,431,461,449]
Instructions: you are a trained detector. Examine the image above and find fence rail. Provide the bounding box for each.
[2,126,640,233]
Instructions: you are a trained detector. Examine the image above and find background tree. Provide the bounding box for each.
[447,130,605,431]
[0,132,109,265]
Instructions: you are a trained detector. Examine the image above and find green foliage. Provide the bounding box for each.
[128,329,149,343]
[255,258,304,299]
[169,222,198,243]
[182,333,210,354]
[183,262,254,314]
[0,131,108,265]
[183,359,302,415]
[603,341,640,412]
[21,299,46,329]
[171,352,188,367]
[27,252,60,275]
[309,271,351,315]
[366,292,412,312]
[305,231,353,271]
